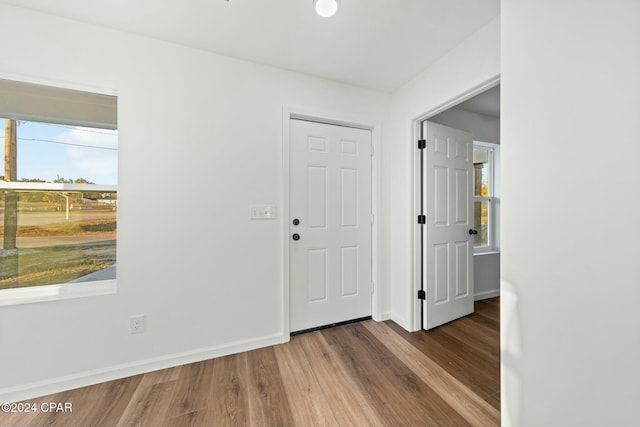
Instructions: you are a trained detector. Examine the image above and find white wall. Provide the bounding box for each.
[501,1,640,425]
[0,4,389,401]
[429,107,500,300]
[387,17,500,331]
[473,253,500,299]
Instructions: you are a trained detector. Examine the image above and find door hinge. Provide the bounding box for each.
[371,282,375,294]
[370,141,374,157]
[417,214,426,224]
[418,290,426,300]
[371,213,375,225]
[418,139,426,149]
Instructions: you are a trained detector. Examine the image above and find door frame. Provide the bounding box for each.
[411,76,500,331]
[282,106,382,340]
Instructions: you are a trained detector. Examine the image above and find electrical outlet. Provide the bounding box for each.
[130,315,145,334]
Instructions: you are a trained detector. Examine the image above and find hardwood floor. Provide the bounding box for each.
[0,298,500,427]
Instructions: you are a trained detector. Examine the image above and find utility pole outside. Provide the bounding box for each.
[3,118,18,250]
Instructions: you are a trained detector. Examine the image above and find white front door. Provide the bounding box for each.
[422,121,474,329]
[290,119,372,332]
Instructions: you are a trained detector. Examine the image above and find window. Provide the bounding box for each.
[473,141,499,253]
[0,79,117,305]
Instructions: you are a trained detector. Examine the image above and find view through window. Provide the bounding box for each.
[1,118,117,290]
[473,142,498,251]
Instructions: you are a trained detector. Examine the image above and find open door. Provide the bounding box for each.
[421,121,474,329]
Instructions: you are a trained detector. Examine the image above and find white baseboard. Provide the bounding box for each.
[475,289,500,301]
[390,312,414,332]
[0,333,285,404]
[378,311,392,321]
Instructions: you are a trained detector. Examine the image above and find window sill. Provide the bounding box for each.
[0,279,116,307]
[474,250,500,256]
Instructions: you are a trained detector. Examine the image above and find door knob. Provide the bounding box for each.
[292,218,300,226]
[468,229,478,235]
[292,233,301,241]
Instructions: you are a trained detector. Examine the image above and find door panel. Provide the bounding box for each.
[340,168,358,226]
[290,119,372,332]
[307,166,327,228]
[307,249,327,302]
[341,246,358,296]
[423,121,474,329]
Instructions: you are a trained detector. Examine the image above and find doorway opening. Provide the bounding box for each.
[413,81,500,331]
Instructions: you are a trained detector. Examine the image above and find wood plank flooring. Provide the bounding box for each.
[0,298,500,427]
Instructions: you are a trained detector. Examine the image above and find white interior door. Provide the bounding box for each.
[422,121,474,329]
[290,119,372,332]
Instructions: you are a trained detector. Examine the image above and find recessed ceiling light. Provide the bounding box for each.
[314,0,339,18]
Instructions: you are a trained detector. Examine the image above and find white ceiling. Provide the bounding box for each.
[455,85,500,117]
[0,0,500,92]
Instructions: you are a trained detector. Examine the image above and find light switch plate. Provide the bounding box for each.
[250,205,277,219]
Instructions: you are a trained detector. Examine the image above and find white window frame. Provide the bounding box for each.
[0,176,117,306]
[0,77,117,306]
[473,141,500,254]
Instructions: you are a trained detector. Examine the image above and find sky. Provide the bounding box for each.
[1,120,118,185]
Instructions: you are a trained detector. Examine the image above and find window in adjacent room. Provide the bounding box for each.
[0,78,117,305]
[473,141,499,253]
